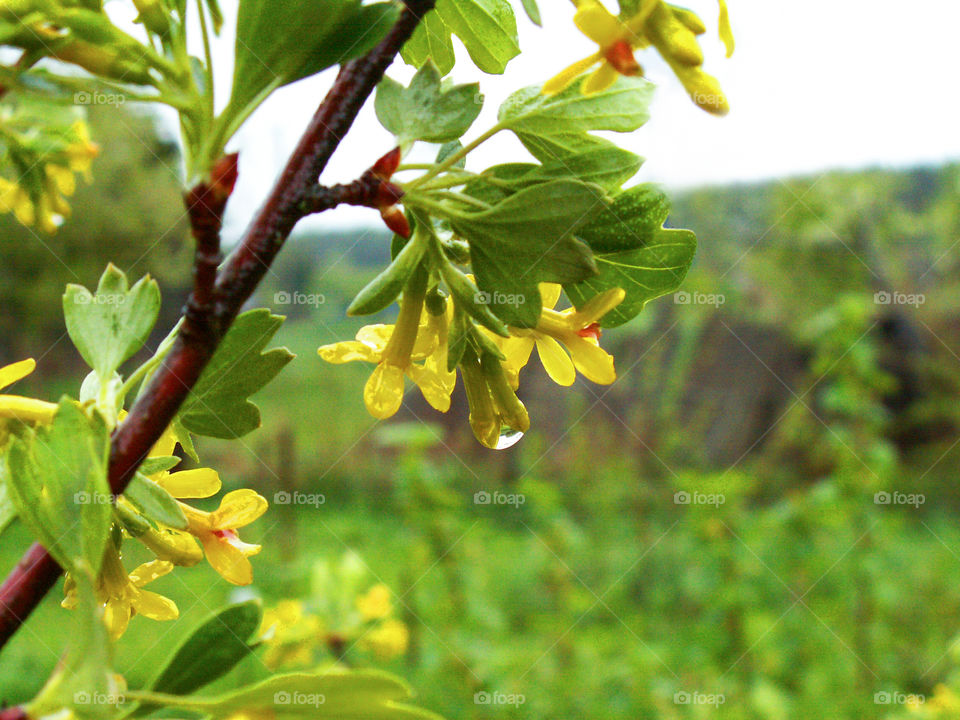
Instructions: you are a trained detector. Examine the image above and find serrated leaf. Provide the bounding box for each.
[514,130,619,164]
[567,228,697,327]
[150,601,262,697]
[499,75,654,136]
[177,310,294,439]
[375,62,482,146]
[63,264,161,379]
[402,0,519,75]
[447,180,602,326]
[145,670,442,720]
[124,473,188,530]
[576,184,671,253]
[3,400,111,574]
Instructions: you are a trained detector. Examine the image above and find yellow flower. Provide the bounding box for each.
[461,348,530,449]
[181,489,268,586]
[356,584,392,621]
[492,284,625,387]
[261,600,323,670]
[362,618,409,660]
[545,0,733,115]
[0,359,58,440]
[148,423,223,499]
[544,0,646,95]
[318,295,455,420]
[62,544,178,639]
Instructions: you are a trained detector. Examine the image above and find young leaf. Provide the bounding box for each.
[445,180,602,327]
[150,601,263,697]
[123,473,188,530]
[4,400,112,573]
[176,310,294,439]
[63,264,161,379]
[520,0,541,26]
[0,474,15,536]
[141,670,442,720]
[402,0,520,75]
[375,62,483,147]
[222,0,396,142]
[499,75,654,136]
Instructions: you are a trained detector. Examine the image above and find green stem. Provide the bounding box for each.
[196,0,216,123]
[404,122,505,191]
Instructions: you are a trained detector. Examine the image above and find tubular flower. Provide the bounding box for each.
[460,349,530,449]
[492,284,626,387]
[318,290,455,420]
[362,618,410,660]
[356,584,393,621]
[180,489,268,586]
[545,0,733,115]
[0,359,58,443]
[62,545,178,639]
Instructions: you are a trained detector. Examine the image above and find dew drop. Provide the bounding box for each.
[495,427,524,450]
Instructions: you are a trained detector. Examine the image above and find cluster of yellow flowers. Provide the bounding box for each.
[0,358,269,639]
[0,121,99,233]
[546,0,734,114]
[319,283,625,448]
[261,583,410,669]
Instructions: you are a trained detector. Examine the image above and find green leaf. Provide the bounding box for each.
[141,670,443,720]
[223,0,396,141]
[176,310,294,439]
[402,0,519,75]
[520,0,541,26]
[4,400,111,573]
[150,601,263,697]
[446,180,602,326]
[123,473,188,530]
[565,185,696,326]
[498,75,654,137]
[375,62,483,146]
[514,131,620,164]
[138,456,181,475]
[63,264,161,379]
[0,472,15,536]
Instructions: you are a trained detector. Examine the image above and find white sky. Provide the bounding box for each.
[111,0,960,236]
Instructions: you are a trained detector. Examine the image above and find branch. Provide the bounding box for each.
[0,0,436,657]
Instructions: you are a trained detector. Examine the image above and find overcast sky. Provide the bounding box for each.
[111,0,960,236]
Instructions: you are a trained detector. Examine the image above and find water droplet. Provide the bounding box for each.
[495,427,524,450]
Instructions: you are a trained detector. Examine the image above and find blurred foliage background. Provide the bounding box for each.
[2,107,960,720]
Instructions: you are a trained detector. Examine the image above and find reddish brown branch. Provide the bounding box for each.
[0,0,436,657]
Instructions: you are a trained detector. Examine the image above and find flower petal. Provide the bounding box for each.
[718,0,735,57]
[499,336,536,377]
[133,590,179,621]
[571,287,626,325]
[318,340,380,364]
[582,62,620,95]
[149,424,179,459]
[363,363,406,419]
[0,359,35,391]
[158,467,221,499]
[535,336,577,386]
[202,535,254,585]
[407,363,455,413]
[128,560,174,587]
[355,324,394,349]
[539,283,563,310]
[574,2,623,46]
[210,489,269,530]
[542,54,602,95]
[564,334,617,384]
[0,396,59,423]
[103,597,132,640]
